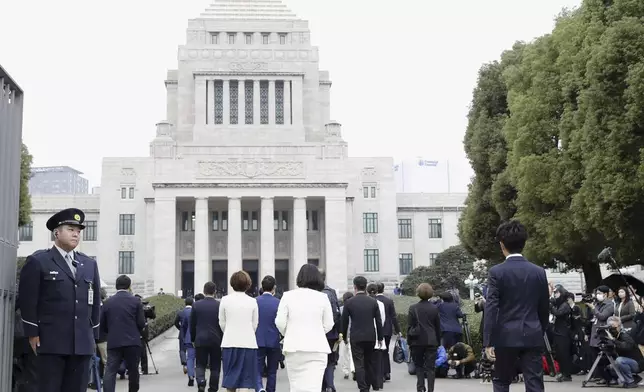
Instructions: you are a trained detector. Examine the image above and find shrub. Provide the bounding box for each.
[392,295,483,357]
[142,295,184,340]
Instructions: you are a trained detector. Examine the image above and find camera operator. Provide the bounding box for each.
[589,286,615,380]
[601,316,644,388]
[569,293,592,374]
[136,294,157,375]
[549,286,573,381]
[447,342,477,379]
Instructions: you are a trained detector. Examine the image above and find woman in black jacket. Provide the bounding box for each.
[407,283,441,392]
[550,286,573,381]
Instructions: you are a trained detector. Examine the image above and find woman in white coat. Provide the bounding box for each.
[275,264,335,392]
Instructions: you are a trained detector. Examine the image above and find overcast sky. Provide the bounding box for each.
[2,0,581,192]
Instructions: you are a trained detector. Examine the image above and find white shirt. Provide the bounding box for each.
[218,291,259,349]
[374,299,386,350]
[506,253,523,259]
[275,288,334,354]
[55,244,76,275]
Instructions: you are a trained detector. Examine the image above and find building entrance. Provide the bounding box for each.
[275,259,289,296]
[212,260,227,297]
[181,260,194,298]
[243,259,259,295]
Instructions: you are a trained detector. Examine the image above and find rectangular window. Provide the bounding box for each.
[260,80,269,124]
[399,253,413,275]
[18,221,33,242]
[279,33,287,45]
[214,80,224,124]
[229,80,238,124]
[83,220,97,241]
[118,251,135,274]
[228,33,236,44]
[251,211,259,231]
[363,184,377,199]
[274,211,279,231]
[363,213,378,233]
[212,211,219,231]
[398,219,412,239]
[120,187,127,199]
[430,253,439,265]
[275,80,284,124]
[364,249,380,272]
[222,211,228,231]
[242,211,250,231]
[245,33,253,45]
[306,210,319,231]
[128,187,134,199]
[371,186,376,198]
[181,211,195,232]
[428,218,442,239]
[262,33,269,44]
[119,214,135,235]
[210,32,219,44]
[281,210,289,231]
[244,80,253,124]
[363,187,369,198]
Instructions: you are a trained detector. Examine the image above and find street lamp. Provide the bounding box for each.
[464,273,479,300]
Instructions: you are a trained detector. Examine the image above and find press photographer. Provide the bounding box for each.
[549,286,573,381]
[598,316,643,388]
[588,286,614,380]
[137,294,157,375]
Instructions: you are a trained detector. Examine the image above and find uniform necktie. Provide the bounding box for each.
[65,253,76,278]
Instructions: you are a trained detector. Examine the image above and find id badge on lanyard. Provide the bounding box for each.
[88,283,94,305]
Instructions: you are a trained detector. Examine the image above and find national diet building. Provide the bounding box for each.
[18,0,467,296]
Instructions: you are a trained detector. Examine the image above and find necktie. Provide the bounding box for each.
[65,253,76,278]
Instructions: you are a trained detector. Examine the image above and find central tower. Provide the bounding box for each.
[164,0,334,147]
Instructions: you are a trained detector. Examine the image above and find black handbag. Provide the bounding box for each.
[407,308,421,338]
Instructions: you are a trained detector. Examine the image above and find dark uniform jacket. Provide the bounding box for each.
[100,290,146,350]
[190,297,223,347]
[376,294,401,336]
[18,247,101,356]
[341,292,383,343]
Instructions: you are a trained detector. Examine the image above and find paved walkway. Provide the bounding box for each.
[109,330,609,391]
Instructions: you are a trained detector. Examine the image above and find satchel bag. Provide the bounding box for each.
[407,308,421,338]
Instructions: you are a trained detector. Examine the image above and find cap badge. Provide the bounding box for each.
[74,214,81,221]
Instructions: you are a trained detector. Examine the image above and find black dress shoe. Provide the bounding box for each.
[188,378,194,386]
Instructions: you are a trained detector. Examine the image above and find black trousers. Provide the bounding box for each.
[493,347,544,392]
[195,345,222,391]
[103,346,141,392]
[553,334,573,377]
[139,339,148,373]
[382,335,392,378]
[411,345,437,392]
[36,354,90,392]
[350,341,378,392]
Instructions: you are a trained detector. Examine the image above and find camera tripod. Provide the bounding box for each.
[581,350,626,387]
[543,333,560,379]
[144,339,159,375]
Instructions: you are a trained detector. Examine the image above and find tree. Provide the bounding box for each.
[19,143,32,227]
[401,245,477,296]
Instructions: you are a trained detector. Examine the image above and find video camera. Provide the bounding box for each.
[141,301,157,320]
[595,325,616,352]
[581,293,595,304]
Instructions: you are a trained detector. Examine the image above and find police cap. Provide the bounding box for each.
[46,208,86,231]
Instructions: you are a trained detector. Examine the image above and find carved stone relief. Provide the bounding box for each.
[243,233,259,258]
[212,233,227,256]
[181,239,194,255]
[275,232,290,257]
[364,234,379,248]
[120,237,134,251]
[197,160,304,179]
[229,62,267,71]
[121,168,136,176]
[361,167,376,177]
[307,234,321,256]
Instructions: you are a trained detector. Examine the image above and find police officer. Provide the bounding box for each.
[18,208,102,392]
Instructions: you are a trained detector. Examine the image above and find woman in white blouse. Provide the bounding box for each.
[275,264,334,392]
[218,271,259,392]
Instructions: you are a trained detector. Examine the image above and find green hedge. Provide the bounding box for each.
[144,295,184,340]
[392,296,483,356]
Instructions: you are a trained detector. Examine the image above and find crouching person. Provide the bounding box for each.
[601,316,644,388]
[447,342,476,379]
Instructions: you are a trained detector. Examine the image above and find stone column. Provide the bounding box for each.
[284,80,291,125]
[291,77,303,128]
[223,79,230,125]
[194,77,207,125]
[227,197,242,292]
[260,197,275,280]
[238,79,245,125]
[194,197,210,295]
[253,80,261,125]
[208,79,215,125]
[325,196,348,294]
[268,80,276,125]
[291,197,307,289]
[154,197,177,295]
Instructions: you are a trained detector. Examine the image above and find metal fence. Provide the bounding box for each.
[0,65,24,392]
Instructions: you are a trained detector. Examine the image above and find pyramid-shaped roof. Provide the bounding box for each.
[200,0,299,20]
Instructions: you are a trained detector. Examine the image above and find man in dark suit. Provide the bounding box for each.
[175,297,194,375]
[320,269,341,392]
[100,275,146,392]
[255,276,281,392]
[483,220,550,392]
[341,276,383,392]
[376,282,400,381]
[18,208,102,392]
[190,281,223,392]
